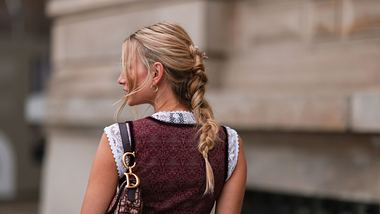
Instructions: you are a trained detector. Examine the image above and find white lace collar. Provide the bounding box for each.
[150,111,196,124]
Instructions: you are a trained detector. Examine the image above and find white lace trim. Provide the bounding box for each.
[104,124,125,177]
[151,111,196,124]
[225,126,240,181]
[104,111,240,180]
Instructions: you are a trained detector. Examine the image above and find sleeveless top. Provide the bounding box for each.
[104,111,240,214]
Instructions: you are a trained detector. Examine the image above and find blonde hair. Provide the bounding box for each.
[118,22,221,195]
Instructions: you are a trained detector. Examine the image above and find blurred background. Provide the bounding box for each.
[1,0,380,213]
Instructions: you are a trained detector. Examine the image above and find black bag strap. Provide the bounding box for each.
[221,125,229,181]
[117,121,136,175]
[118,121,138,198]
[118,122,132,152]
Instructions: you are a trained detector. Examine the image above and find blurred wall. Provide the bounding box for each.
[227,0,380,204]
[42,0,380,213]
[0,0,49,202]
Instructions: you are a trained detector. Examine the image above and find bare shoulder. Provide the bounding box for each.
[215,135,247,214]
[81,133,118,214]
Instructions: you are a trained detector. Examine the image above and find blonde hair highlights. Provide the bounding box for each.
[118,22,221,195]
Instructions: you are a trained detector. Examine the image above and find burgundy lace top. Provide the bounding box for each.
[104,111,240,214]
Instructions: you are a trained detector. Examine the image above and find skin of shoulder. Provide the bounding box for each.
[81,133,118,214]
[215,136,247,214]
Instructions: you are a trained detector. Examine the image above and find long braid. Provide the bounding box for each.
[187,45,220,195]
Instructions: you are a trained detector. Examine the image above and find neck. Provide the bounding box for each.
[154,103,190,112]
[151,84,190,113]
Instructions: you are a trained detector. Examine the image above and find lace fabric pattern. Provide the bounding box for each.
[104,124,125,177]
[103,111,240,180]
[224,126,240,180]
[150,111,197,124]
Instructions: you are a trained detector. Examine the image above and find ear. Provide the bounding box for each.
[152,62,165,85]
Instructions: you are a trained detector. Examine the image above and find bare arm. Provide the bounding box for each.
[81,133,118,214]
[215,136,247,214]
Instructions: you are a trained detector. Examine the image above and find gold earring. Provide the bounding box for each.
[152,85,159,93]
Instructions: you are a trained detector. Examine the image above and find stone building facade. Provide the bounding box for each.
[42,0,380,213]
[0,0,49,204]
